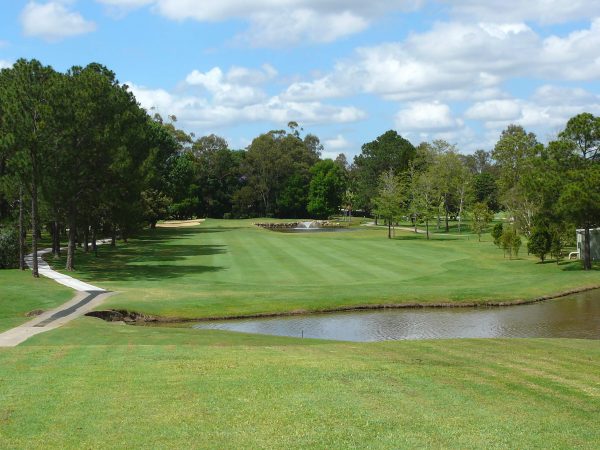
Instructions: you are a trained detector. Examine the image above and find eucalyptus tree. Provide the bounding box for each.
[192,135,244,218]
[492,125,541,235]
[373,168,404,239]
[307,159,347,220]
[353,130,415,213]
[243,125,320,217]
[558,163,600,270]
[559,112,600,161]
[470,202,493,242]
[413,171,440,240]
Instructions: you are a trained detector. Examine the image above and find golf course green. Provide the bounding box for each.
[1,219,599,448]
[46,219,600,319]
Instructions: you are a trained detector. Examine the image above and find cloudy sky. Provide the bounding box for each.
[1,1,600,159]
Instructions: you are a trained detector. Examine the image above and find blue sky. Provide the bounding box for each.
[1,1,600,159]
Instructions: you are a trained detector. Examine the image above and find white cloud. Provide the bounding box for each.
[463,86,600,145]
[21,1,96,42]
[185,67,267,106]
[324,134,351,152]
[96,0,422,46]
[127,65,366,132]
[284,19,600,104]
[395,101,463,132]
[0,60,12,69]
[239,9,368,47]
[448,0,600,25]
[465,100,522,121]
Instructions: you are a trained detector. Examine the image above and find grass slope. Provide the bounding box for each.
[0,270,73,332]
[46,219,599,319]
[0,318,597,448]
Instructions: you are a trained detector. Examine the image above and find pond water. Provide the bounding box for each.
[193,290,600,342]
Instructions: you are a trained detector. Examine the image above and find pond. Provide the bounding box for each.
[193,290,600,342]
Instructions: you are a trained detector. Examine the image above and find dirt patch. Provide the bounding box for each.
[156,219,205,228]
[85,310,159,323]
[25,309,45,317]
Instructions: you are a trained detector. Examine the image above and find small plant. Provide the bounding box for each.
[471,203,493,242]
[491,222,503,247]
[0,228,20,269]
[527,227,552,262]
[500,226,521,259]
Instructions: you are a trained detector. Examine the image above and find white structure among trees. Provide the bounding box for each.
[576,228,600,261]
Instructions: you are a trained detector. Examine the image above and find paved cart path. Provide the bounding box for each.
[0,242,115,347]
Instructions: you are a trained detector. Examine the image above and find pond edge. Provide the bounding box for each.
[85,284,600,324]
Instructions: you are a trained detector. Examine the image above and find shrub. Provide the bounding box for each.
[491,222,503,247]
[501,227,521,260]
[527,228,552,262]
[0,228,20,269]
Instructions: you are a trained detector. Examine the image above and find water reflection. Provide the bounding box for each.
[194,291,600,342]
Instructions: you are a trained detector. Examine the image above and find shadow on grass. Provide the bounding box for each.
[559,260,600,271]
[391,234,462,241]
[49,229,229,282]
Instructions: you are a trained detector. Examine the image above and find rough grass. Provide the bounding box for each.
[0,318,597,448]
[0,270,73,332]
[44,219,599,319]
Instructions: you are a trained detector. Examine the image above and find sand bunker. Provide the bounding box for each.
[156,219,205,228]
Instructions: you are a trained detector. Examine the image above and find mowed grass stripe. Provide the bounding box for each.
[232,230,311,285]
[268,234,360,284]
[250,231,330,285]
[291,235,403,283]
[4,327,599,448]
[318,236,432,282]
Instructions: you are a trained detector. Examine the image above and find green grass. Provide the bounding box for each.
[1,223,599,448]
[0,318,597,448]
[44,219,599,319]
[0,270,73,332]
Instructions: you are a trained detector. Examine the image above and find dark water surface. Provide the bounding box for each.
[193,290,600,341]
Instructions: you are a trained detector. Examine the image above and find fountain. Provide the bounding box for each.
[296,221,320,230]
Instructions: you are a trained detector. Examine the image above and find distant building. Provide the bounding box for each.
[576,228,600,261]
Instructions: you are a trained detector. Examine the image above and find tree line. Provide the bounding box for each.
[368,118,599,271]
[1,59,598,274]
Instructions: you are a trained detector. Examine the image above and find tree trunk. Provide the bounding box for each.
[458,197,464,234]
[445,209,449,233]
[388,219,391,239]
[111,227,116,247]
[425,219,430,240]
[30,187,39,278]
[53,220,60,258]
[66,223,76,271]
[92,227,98,257]
[583,226,592,271]
[19,186,25,270]
[84,227,89,253]
[18,186,25,270]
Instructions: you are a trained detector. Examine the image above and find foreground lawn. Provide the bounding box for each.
[44,219,599,319]
[0,270,72,332]
[0,318,597,448]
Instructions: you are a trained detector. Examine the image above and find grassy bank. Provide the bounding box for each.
[0,270,73,332]
[43,219,599,319]
[0,318,596,448]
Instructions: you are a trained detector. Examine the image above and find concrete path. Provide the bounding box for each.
[0,240,114,347]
